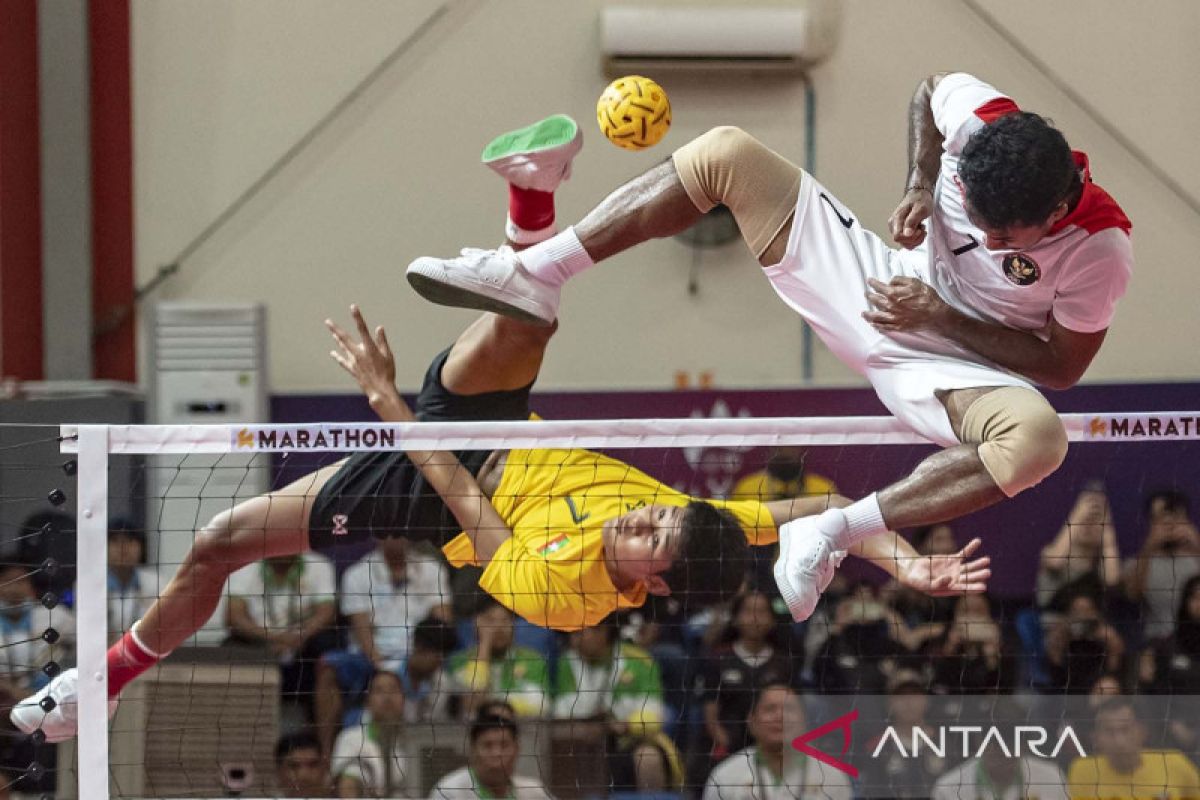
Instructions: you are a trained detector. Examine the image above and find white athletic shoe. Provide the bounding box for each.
[773,514,848,622]
[406,246,560,326]
[10,668,118,743]
[481,114,582,193]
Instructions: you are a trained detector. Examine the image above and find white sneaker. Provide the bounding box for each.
[773,514,848,622]
[10,668,119,743]
[481,115,582,192]
[406,246,559,326]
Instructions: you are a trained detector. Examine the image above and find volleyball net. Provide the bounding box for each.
[2,412,1199,799]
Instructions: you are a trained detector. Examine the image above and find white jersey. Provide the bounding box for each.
[924,72,1133,336]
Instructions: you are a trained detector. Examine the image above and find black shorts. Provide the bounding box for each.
[307,347,532,551]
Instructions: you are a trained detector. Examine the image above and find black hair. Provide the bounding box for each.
[412,615,459,656]
[750,678,798,714]
[660,501,750,612]
[958,111,1080,229]
[1092,694,1140,723]
[274,731,322,765]
[1144,489,1191,519]
[1178,574,1200,624]
[470,703,519,744]
[722,588,788,648]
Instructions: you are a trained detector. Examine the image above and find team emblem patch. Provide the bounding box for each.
[538,533,570,556]
[1001,253,1041,286]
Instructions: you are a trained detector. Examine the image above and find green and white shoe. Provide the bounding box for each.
[481,114,582,193]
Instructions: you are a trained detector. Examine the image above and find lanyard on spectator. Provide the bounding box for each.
[975,760,1023,800]
[752,747,806,800]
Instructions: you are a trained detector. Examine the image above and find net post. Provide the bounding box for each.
[75,425,110,800]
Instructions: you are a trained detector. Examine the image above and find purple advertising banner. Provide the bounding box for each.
[272,382,1200,598]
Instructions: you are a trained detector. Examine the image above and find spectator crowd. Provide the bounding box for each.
[8,456,1200,799]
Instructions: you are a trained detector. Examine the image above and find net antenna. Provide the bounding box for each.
[65,411,1199,800]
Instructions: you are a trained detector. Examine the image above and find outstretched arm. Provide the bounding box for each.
[326,305,513,564]
[764,494,991,596]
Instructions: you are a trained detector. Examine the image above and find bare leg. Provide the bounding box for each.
[440,313,557,395]
[573,161,706,262]
[136,460,344,654]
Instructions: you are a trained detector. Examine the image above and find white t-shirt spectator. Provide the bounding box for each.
[703,747,852,800]
[428,766,552,800]
[330,711,412,797]
[931,756,1068,800]
[1141,555,1200,639]
[341,548,449,660]
[108,565,158,633]
[228,553,336,631]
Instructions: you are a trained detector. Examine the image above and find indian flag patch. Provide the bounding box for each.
[538,533,570,556]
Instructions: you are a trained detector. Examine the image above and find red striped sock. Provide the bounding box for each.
[106,628,161,697]
[508,184,555,232]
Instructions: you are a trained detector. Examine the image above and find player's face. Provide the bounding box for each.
[471,729,518,784]
[964,202,1056,251]
[603,503,684,582]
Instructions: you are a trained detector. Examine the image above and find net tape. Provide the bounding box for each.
[59,411,1200,454]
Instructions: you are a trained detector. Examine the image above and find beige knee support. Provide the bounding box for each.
[960,387,1068,497]
[672,126,803,259]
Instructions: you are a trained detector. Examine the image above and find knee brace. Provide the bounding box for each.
[960,386,1068,497]
[671,126,803,259]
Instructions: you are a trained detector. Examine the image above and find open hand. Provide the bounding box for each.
[863,277,951,334]
[897,537,991,597]
[325,305,397,407]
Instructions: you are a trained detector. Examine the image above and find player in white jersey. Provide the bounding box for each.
[404,72,1133,623]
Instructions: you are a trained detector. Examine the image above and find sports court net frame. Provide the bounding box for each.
[63,411,1200,800]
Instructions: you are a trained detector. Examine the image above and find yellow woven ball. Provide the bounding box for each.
[596,75,671,151]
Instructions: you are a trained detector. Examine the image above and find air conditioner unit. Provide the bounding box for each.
[600,5,837,74]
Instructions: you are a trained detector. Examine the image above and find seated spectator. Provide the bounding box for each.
[702,682,851,800]
[105,518,158,636]
[695,589,798,762]
[226,552,339,719]
[0,562,74,796]
[609,731,685,795]
[1045,593,1126,693]
[315,539,450,746]
[1140,574,1200,694]
[885,523,963,627]
[1068,696,1200,798]
[446,599,549,718]
[331,669,411,798]
[616,595,691,728]
[318,615,459,751]
[929,594,1015,694]
[931,700,1069,800]
[1125,490,1200,640]
[0,562,75,696]
[863,670,945,799]
[730,447,835,590]
[275,732,331,798]
[552,618,665,732]
[1038,484,1122,608]
[811,582,909,694]
[429,701,554,799]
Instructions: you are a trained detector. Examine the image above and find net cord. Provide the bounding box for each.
[57,411,1200,455]
[77,426,111,800]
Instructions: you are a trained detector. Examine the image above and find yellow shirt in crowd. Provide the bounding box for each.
[1068,751,1200,800]
[442,447,775,631]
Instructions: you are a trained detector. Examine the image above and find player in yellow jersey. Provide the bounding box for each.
[13,117,991,744]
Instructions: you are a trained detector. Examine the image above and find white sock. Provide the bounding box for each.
[516,226,594,287]
[506,215,557,246]
[838,493,889,549]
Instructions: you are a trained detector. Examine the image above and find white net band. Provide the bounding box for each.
[59,410,1200,454]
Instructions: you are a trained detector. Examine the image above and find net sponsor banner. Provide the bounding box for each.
[779,694,1200,799]
[57,411,1200,454]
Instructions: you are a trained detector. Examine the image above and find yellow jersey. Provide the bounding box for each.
[1068,750,1200,800]
[442,447,775,631]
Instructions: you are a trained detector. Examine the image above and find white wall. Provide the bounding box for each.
[132,0,1200,393]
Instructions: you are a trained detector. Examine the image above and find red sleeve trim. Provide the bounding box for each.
[974,97,1021,124]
